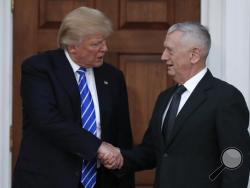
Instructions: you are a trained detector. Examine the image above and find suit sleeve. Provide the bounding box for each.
[216,88,250,188]
[21,59,101,160]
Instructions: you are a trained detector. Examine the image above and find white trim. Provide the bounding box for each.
[202,0,250,108]
[0,0,12,188]
[201,0,225,80]
[223,0,250,109]
[202,1,250,186]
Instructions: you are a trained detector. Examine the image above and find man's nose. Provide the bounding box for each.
[161,49,169,61]
[101,41,108,52]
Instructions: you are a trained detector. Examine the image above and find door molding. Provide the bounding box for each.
[0,0,12,188]
[202,2,250,185]
[202,0,250,110]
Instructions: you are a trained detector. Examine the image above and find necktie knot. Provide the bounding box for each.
[77,67,86,77]
[175,85,186,96]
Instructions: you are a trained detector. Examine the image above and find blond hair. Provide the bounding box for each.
[58,7,113,48]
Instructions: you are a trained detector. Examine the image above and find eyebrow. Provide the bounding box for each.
[166,46,173,51]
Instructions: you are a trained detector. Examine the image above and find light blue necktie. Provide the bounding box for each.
[77,67,97,188]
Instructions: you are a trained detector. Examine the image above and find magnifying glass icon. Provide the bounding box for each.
[209,147,243,181]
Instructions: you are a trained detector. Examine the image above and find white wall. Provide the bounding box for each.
[202,0,250,187]
[0,0,12,188]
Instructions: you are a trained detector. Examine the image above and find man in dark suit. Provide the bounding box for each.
[12,7,134,188]
[119,22,250,188]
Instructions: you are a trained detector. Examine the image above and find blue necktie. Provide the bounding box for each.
[77,67,97,188]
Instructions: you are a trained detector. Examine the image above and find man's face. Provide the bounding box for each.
[161,31,193,84]
[69,33,108,68]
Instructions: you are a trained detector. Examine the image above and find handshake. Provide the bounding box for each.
[97,142,124,169]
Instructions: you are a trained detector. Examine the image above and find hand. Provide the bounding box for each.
[97,142,123,169]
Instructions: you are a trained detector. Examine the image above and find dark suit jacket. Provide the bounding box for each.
[123,70,250,188]
[12,48,134,188]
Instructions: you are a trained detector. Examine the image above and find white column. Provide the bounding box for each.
[201,0,250,108]
[201,0,225,80]
[0,0,12,188]
[223,0,250,109]
[202,0,250,187]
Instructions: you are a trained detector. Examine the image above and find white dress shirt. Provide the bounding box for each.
[162,67,208,126]
[64,50,101,139]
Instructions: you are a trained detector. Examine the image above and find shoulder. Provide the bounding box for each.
[159,85,176,97]
[153,85,176,106]
[99,62,123,73]
[21,48,63,70]
[95,62,124,79]
[211,77,244,99]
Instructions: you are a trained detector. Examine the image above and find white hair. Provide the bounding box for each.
[168,22,211,58]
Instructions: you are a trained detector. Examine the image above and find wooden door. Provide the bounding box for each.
[13,0,200,187]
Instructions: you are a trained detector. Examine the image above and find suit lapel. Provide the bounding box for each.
[51,49,81,115]
[165,70,214,149]
[93,66,110,132]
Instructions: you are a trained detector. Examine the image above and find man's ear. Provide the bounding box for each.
[67,45,78,55]
[190,47,201,64]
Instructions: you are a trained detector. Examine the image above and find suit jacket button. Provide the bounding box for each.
[163,153,168,157]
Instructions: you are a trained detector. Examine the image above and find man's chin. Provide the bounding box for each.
[94,60,104,68]
[167,70,175,76]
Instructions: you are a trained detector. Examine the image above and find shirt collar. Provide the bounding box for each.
[64,49,81,73]
[183,67,207,93]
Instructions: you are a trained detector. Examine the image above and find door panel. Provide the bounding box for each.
[13,0,200,187]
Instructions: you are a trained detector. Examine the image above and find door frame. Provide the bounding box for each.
[0,0,12,188]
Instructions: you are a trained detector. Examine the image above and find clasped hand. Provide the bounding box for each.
[97,142,123,169]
